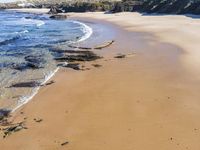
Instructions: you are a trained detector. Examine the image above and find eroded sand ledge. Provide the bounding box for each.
[1,10,200,150]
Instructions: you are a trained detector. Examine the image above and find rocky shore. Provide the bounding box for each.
[2,0,200,15]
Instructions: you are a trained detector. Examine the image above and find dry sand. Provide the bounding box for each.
[1,11,200,150]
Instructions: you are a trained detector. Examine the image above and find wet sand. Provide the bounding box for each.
[1,11,200,150]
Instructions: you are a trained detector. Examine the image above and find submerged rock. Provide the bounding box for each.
[55,53,102,62]
[24,55,46,69]
[50,48,92,54]
[10,81,41,88]
[11,63,29,71]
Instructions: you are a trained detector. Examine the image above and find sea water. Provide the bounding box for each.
[0,10,93,111]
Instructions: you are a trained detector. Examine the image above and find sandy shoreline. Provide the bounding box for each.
[1,9,200,150]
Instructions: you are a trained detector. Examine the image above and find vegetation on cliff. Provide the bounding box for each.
[2,0,200,15]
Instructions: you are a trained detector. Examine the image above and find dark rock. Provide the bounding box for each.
[114,54,126,59]
[92,64,102,68]
[49,14,68,20]
[111,2,125,13]
[44,80,55,86]
[48,6,63,14]
[2,122,27,138]
[33,118,43,123]
[64,63,81,70]
[0,109,11,123]
[61,141,69,146]
[68,45,92,50]
[11,63,29,71]
[10,81,41,88]
[25,55,45,64]
[55,53,102,62]
[25,17,32,19]
[50,48,92,54]
[24,55,46,69]
[61,1,113,13]
[94,40,115,49]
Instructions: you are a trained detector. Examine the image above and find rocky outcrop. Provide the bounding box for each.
[49,14,68,19]
[60,1,113,13]
[110,0,200,15]
[48,6,63,14]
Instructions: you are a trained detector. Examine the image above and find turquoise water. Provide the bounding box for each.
[0,10,92,111]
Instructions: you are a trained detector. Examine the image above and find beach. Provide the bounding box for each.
[1,10,200,150]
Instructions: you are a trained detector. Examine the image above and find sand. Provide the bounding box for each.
[1,10,200,150]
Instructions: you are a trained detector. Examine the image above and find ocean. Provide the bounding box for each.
[0,10,93,111]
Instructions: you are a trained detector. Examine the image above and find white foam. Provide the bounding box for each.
[19,17,45,27]
[12,67,59,112]
[14,30,29,34]
[36,22,45,27]
[71,21,93,42]
[11,21,93,112]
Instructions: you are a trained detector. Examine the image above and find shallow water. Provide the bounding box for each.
[0,10,93,110]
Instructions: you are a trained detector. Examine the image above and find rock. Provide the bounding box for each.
[110,2,125,13]
[114,54,126,59]
[0,109,11,126]
[33,118,43,123]
[94,40,115,49]
[49,14,68,20]
[11,63,28,71]
[0,109,11,120]
[92,64,102,68]
[68,45,92,50]
[10,81,41,88]
[2,122,27,138]
[24,55,46,69]
[44,80,55,86]
[55,53,102,62]
[64,63,81,70]
[50,48,92,54]
[48,6,63,14]
[61,141,69,146]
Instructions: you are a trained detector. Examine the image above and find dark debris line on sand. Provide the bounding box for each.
[2,122,27,138]
[92,64,102,68]
[9,81,41,88]
[0,109,28,138]
[33,118,43,123]
[61,141,69,146]
[67,40,115,50]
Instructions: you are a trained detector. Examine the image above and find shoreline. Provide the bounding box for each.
[0,9,95,112]
[11,19,94,113]
[1,9,200,150]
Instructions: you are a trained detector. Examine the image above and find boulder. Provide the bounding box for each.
[49,14,68,20]
[48,6,63,14]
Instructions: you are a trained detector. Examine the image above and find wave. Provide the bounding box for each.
[10,20,93,112]
[71,21,93,42]
[14,30,29,35]
[0,35,20,46]
[0,29,28,46]
[20,17,45,27]
[12,67,60,112]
